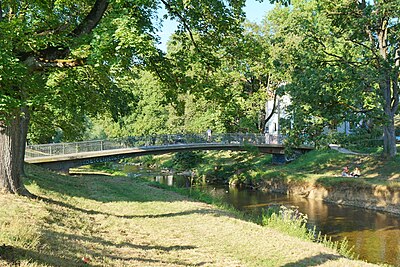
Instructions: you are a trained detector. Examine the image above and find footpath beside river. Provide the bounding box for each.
[0,164,379,266]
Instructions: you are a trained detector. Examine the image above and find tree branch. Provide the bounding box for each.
[264,90,278,127]
[148,57,166,83]
[72,0,109,37]
[345,37,380,61]
[24,57,84,71]
[22,0,109,69]
[159,0,199,52]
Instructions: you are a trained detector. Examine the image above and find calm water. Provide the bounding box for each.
[211,186,400,266]
[127,168,400,266]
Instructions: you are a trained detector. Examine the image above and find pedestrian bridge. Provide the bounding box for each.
[25,133,313,172]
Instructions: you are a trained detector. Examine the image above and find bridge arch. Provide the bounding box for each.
[25,133,313,172]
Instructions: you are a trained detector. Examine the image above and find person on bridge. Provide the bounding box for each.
[207,128,212,142]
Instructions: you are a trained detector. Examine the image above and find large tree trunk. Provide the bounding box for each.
[380,76,397,158]
[383,119,396,158]
[381,80,398,158]
[377,17,398,159]
[0,109,30,195]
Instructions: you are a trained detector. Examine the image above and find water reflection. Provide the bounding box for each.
[133,172,400,266]
[155,175,174,186]
[213,185,400,266]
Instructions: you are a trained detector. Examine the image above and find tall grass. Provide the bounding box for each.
[261,206,357,260]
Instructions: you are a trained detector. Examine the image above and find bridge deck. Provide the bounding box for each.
[25,134,313,171]
[25,143,296,165]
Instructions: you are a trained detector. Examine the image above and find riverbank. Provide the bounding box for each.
[191,149,400,215]
[0,164,378,266]
[257,150,400,215]
[258,178,400,215]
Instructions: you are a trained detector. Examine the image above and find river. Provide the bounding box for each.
[128,169,400,266]
[211,185,400,266]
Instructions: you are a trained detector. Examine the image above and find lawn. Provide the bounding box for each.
[0,164,379,266]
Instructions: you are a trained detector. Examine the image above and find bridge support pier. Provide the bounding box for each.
[272,154,287,165]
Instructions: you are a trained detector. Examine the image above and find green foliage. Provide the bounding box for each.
[149,182,216,205]
[76,0,287,139]
[172,151,204,171]
[315,128,384,154]
[163,17,283,134]
[243,144,260,155]
[1,0,250,144]
[139,155,159,168]
[268,0,399,157]
[193,151,273,185]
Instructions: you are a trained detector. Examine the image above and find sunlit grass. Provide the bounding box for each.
[255,149,398,187]
[0,164,377,266]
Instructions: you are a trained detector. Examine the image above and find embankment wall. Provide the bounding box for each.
[260,180,400,215]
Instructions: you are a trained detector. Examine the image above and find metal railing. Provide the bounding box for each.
[25,133,286,159]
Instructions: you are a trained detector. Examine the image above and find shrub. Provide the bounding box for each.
[172,151,203,171]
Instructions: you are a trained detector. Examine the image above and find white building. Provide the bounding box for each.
[264,94,354,137]
[264,94,291,136]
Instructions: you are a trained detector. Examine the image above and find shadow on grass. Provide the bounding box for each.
[35,194,225,220]
[281,253,342,267]
[0,231,203,267]
[0,244,89,267]
[42,229,197,252]
[25,164,189,203]
[39,229,205,266]
[362,156,400,184]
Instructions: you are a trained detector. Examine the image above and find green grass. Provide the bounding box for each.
[195,148,400,190]
[0,164,378,267]
[261,206,357,260]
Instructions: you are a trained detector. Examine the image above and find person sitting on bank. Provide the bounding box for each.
[351,167,361,177]
[341,166,350,177]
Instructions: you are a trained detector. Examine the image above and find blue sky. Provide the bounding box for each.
[157,0,275,51]
[244,0,275,23]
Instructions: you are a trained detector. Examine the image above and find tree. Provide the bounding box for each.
[1,0,110,195]
[268,0,399,157]
[0,0,247,195]
[86,70,170,138]
[162,19,286,134]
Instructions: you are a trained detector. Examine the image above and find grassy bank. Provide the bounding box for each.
[0,164,379,266]
[185,148,400,190]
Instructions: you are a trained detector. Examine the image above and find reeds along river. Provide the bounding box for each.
[137,172,400,266]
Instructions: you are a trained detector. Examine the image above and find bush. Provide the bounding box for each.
[172,151,203,171]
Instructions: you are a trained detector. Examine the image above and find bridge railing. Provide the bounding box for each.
[122,133,284,147]
[25,133,285,159]
[25,140,126,159]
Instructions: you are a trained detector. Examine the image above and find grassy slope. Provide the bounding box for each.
[196,148,400,189]
[0,164,379,267]
[260,149,400,189]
